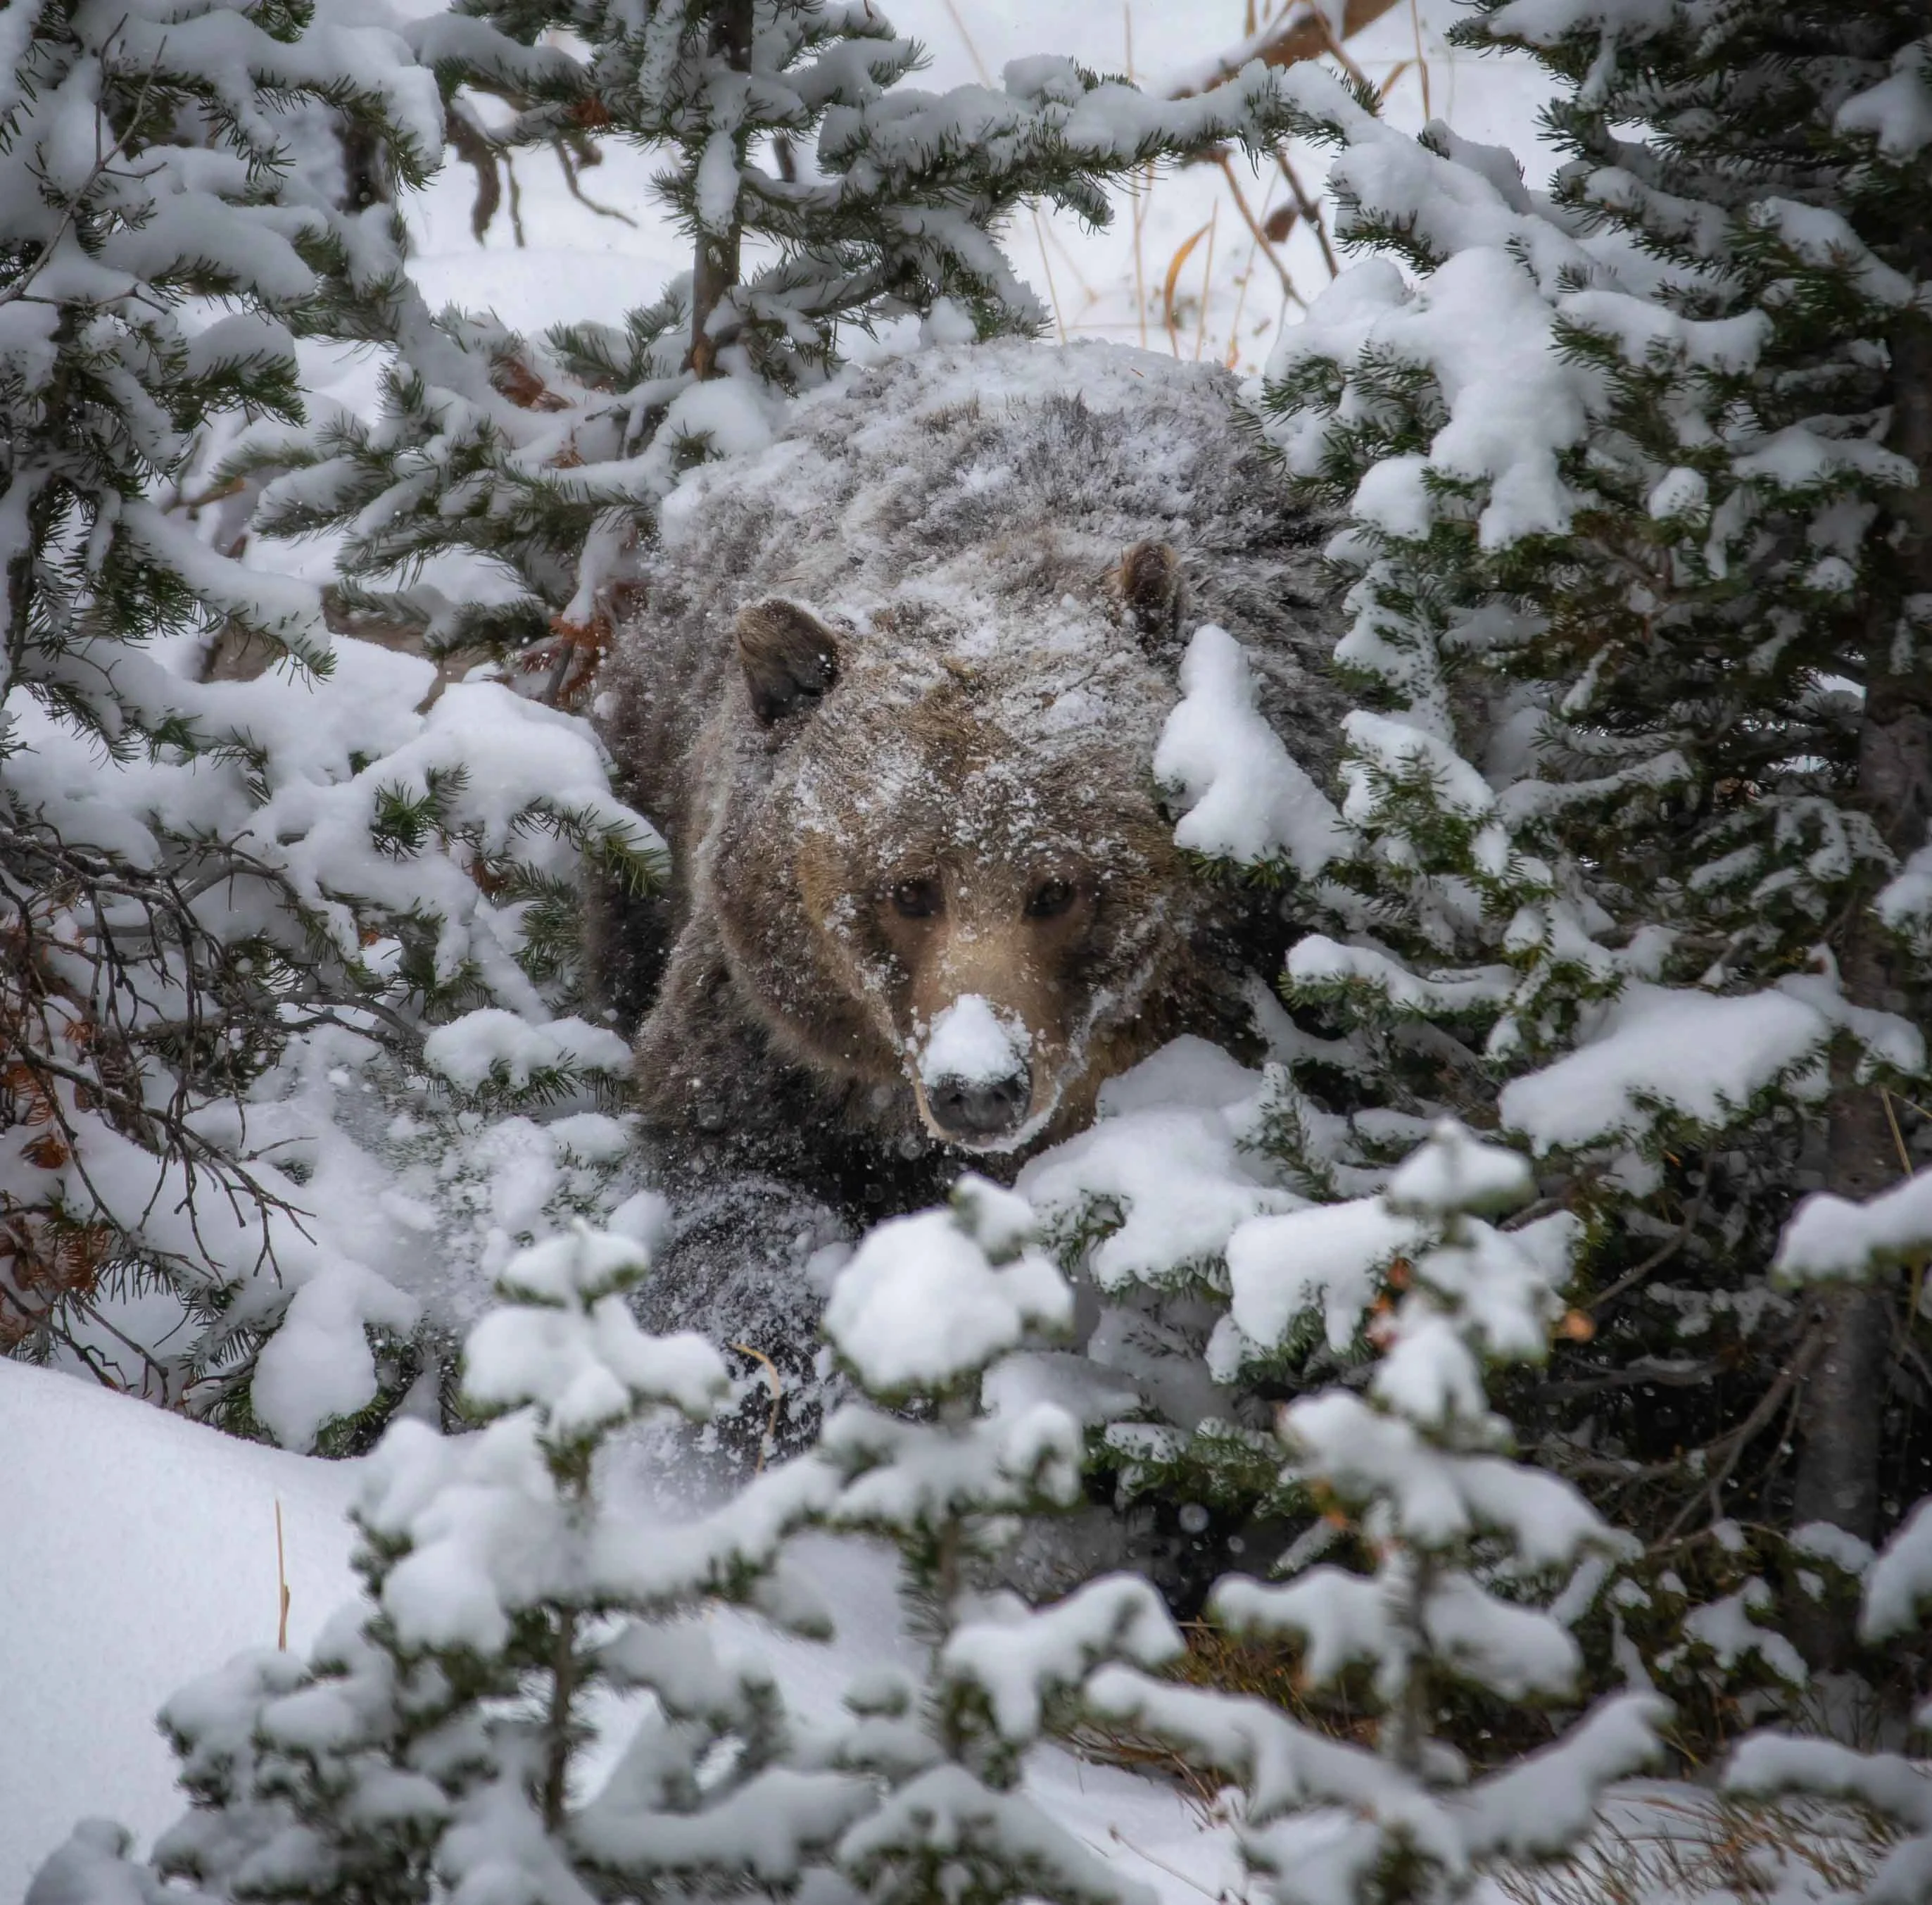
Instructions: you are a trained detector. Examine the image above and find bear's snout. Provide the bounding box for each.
[914,994,1039,1151]
[926,1070,1030,1144]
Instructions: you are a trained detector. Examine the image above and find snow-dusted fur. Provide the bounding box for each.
[598,339,1340,1208]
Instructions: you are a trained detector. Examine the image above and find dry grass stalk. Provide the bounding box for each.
[1377,56,1415,102]
[938,0,1068,341]
[1074,1622,1902,1905]
[1163,221,1212,356]
[1068,1618,1379,1818]
[1193,203,1219,360]
[1033,210,1069,343]
[728,1340,783,1473]
[1214,149,1302,310]
[274,1499,291,1651]
[1166,0,1408,98]
[1407,0,1432,119]
[1307,10,1376,96]
[1132,158,1152,349]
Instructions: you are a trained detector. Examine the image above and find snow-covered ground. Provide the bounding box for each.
[0,1364,360,1898]
[7,1349,1885,1902]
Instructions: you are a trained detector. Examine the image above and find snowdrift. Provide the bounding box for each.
[0,1364,361,1899]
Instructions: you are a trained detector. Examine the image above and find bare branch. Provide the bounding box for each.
[1162,0,1408,100]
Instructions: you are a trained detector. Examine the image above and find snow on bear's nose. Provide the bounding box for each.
[917,995,1033,1146]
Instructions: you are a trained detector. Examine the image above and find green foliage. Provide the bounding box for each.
[0,0,664,1433]
[1238,0,1932,1590]
[1084,1124,1667,1905]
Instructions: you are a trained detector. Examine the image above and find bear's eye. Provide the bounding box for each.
[1025,879,1076,920]
[891,878,942,919]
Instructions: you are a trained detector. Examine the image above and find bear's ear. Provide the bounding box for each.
[736,599,840,725]
[1113,540,1185,654]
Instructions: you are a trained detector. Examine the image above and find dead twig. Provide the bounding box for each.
[444,99,504,245]
[1586,1155,1712,1313]
[1163,0,1408,99]
[1275,147,1339,279]
[1658,1327,1827,1545]
[1213,151,1303,311]
[555,134,636,226]
[728,1342,783,1472]
[0,31,167,313]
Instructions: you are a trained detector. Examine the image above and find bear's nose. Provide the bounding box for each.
[927,1070,1029,1143]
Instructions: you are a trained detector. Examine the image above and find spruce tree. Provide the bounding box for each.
[1208,0,1932,1664]
[1016,620,1357,1603]
[30,1222,867,1904]
[1,0,662,1436]
[1086,1122,1668,1905]
[1464,0,1931,1655]
[815,1175,1185,1905]
[32,1192,1211,1905]
[1729,1377,1932,1898]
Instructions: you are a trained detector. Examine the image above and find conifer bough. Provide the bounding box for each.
[1244,0,1932,1664]
[1,0,660,1431]
[254,0,1327,683]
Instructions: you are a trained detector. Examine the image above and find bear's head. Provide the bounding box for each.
[696,543,1201,1155]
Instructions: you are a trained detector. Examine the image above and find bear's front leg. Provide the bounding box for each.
[631,913,946,1214]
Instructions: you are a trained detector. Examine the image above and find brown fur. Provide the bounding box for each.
[593,341,1341,1205]
[619,602,1232,1194]
[731,647,1197,1145]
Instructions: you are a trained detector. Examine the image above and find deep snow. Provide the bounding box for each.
[0,1363,361,1899]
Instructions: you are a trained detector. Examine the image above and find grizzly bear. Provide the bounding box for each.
[595,339,1339,1213]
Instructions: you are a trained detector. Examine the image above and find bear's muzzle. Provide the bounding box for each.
[914,993,1040,1150]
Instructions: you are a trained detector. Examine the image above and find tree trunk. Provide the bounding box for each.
[688,0,753,379]
[541,1606,579,1831]
[1789,306,1932,1666]
[336,114,391,214]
